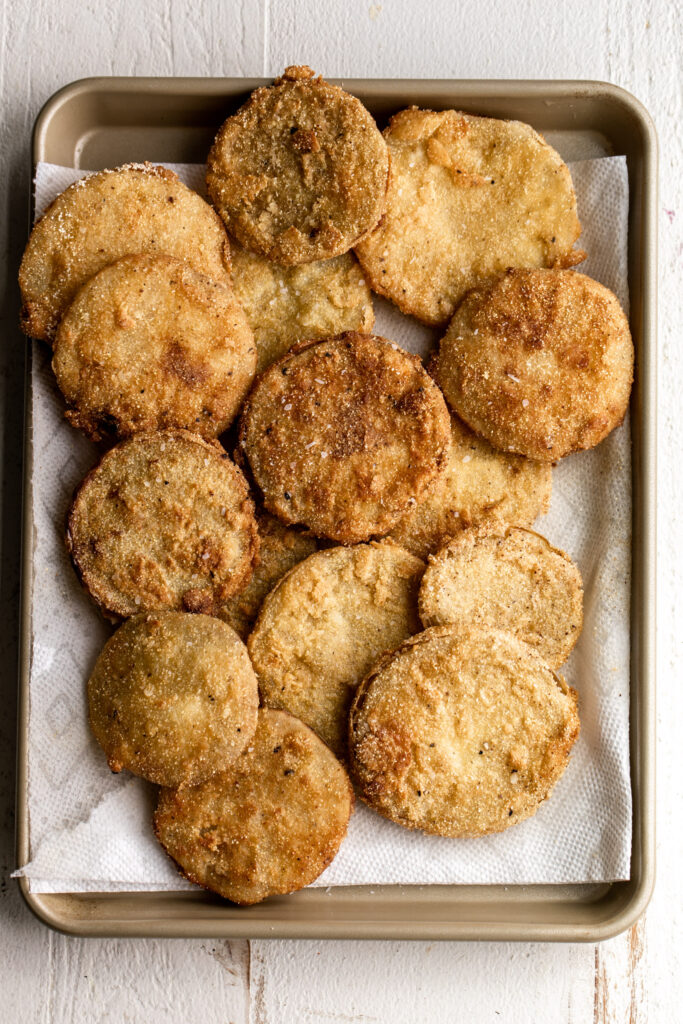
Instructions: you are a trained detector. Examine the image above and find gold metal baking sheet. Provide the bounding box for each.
[16,77,657,940]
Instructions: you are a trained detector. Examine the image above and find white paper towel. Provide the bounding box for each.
[16,156,632,892]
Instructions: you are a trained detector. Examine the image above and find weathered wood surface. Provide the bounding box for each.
[0,1,680,1020]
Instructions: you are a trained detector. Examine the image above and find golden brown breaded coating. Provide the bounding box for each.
[435,268,634,461]
[418,527,583,669]
[52,254,256,442]
[349,626,580,837]
[154,708,353,904]
[231,242,374,373]
[355,107,584,327]
[88,612,259,787]
[19,163,231,342]
[217,513,319,639]
[239,332,451,544]
[206,66,389,264]
[248,541,424,757]
[388,414,552,558]
[67,431,258,620]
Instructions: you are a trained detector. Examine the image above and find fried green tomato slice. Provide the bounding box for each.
[239,332,451,544]
[20,163,231,342]
[230,242,374,373]
[355,107,584,326]
[207,66,389,264]
[418,526,583,669]
[388,414,552,559]
[349,626,580,837]
[248,541,424,758]
[53,254,256,441]
[217,513,319,639]
[154,708,354,904]
[435,268,634,460]
[88,612,259,787]
[67,431,258,619]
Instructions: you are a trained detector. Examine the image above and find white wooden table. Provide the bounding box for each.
[1,2,680,1020]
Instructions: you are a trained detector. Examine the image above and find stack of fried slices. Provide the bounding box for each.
[19,65,633,904]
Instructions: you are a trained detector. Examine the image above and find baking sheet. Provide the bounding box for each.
[15,78,656,940]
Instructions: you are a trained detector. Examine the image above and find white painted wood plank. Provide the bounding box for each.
[0,889,53,1024]
[45,936,249,1024]
[162,0,266,77]
[250,939,595,1024]
[594,921,648,1024]
[264,0,617,80]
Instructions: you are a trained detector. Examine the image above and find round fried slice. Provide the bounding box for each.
[239,332,451,544]
[419,527,583,668]
[88,612,259,787]
[207,66,389,264]
[349,626,580,837]
[435,268,634,460]
[154,708,354,904]
[217,513,319,639]
[248,542,424,757]
[53,254,256,442]
[355,107,584,327]
[20,163,231,342]
[388,414,552,558]
[67,431,258,619]
[231,243,374,373]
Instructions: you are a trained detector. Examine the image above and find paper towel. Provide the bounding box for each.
[16,156,632,891]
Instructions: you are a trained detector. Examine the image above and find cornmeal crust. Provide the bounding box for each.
[154,708,354,904]
[88,612,259,787]
[231,242,374,372]
[418,526,583,669]
[217,513,319,639]
[239,332,451,544]
[248,541,424,758]
[388,414,552,558]
[20,163,231,342]
[53,254,256,441]
[349,626,580,837]
[435,268,634,460]
[355,107,584,326]
[67,431,258,619]
[207,66,389,264]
